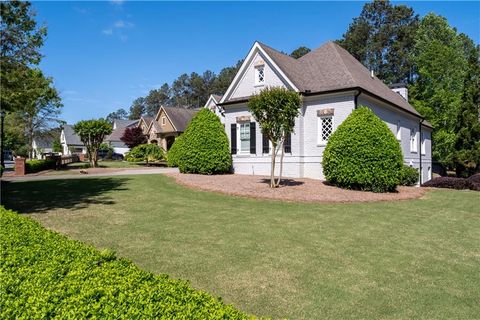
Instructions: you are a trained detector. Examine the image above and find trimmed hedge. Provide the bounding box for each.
[422,177,479,191]
[25,159,56,173]
[322,107,404,192]
[175,109,232,174]
[400,165,419,186]
[0,207,253,319]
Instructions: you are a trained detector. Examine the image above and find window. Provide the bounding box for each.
[318,116,333,144]
[428,166,432,180]
[396,120,401,140]
[410,128,418,152]
[421,132,426,155]
[255,66,265,85]
[239,123,250,153]
[161,117,166,125]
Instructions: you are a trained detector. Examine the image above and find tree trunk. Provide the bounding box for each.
[276,139,285,187]
[270,143,276,188]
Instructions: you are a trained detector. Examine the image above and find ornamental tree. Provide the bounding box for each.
[248,87,301,188]
[73,119,112,167]
[121,127,147,149]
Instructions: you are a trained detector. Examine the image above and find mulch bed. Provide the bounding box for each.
[167,173,428,204]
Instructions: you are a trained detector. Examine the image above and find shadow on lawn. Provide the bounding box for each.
[1,177,130,214]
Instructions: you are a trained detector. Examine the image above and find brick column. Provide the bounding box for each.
[15,157,26,176]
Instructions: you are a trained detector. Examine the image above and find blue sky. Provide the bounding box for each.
[33,1,480,124]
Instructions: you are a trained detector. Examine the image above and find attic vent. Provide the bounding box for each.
[255,60,265,67]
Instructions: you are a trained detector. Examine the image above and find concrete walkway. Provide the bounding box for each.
[1,167,179,182]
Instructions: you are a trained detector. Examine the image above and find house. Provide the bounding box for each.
[105,119,140,155]
[143,106,198,151]
[204,94,224,125]
[32,136,55,159]
[218,41,433,183]
[138,116,153,134]
[60,125,87,155]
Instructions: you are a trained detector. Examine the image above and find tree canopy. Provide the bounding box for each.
[73,119,112,167]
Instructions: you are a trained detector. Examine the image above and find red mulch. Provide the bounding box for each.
[167,173,428,204]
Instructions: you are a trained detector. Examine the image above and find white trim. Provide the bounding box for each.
[396,120,401,141]
[220,42,299,104]
[421,132,426,155]
[238,122,251,154]
[410,127,418,153]
[317,114,334,145]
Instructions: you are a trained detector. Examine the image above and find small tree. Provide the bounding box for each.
[248,87,301,188]
[52,138,62,153]
[73,119,112,167]
[120,127,147,149]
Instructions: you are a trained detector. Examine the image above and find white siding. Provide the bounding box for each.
[230,52,289,100]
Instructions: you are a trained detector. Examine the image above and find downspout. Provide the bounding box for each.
[419,118,424,185]
[354,89,362,109]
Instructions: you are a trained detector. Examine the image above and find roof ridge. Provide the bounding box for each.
[329,42,355,84]
[256,41,298,61]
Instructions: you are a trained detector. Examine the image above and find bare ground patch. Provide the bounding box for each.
[167,173,428,203]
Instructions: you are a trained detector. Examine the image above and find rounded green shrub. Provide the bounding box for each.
[166,134,184,167]
[399,165,419,186]
[322,107,403,192]
[176,108,232,174]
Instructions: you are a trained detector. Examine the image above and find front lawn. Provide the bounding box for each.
[2,175,479,319]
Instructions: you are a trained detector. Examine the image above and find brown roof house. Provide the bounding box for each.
[105,119,140,155]
[144,106,198,151]
[218,41,433,183]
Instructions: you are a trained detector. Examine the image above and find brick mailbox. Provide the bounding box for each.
[14,157,26,176]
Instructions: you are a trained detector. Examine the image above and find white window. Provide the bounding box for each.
[318,116,333,144]
[428,166,432,180]
[161,116,166,125]
[421,132,426,155]
[396,120,401,140]
[255,66,265,85]
[410,128,418,152]
[239,123,250,153]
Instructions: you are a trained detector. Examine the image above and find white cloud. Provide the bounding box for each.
[114,20,134,28]
[102,28,113,36]
[109,0,124,5]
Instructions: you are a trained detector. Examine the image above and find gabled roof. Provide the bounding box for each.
[33,136,55,148]
[212,94,223,103]
[139,116,153,128]
[223,41,431,126]
[62,125,83,146]
[163,106,199,132]
[107,119,139,142]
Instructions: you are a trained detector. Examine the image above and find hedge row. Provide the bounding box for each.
[25,159,56,173]
[0,207,253,319]
[422,176,480,191]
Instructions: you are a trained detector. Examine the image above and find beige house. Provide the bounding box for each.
[143,106,198,151]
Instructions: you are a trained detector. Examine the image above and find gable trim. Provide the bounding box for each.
[220,42,299,104]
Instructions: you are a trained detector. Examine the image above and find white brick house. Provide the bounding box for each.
[216,41,433,183]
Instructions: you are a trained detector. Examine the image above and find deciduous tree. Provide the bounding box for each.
[248,87,301,188]
[120,127,147,149]
[73,119,112,167]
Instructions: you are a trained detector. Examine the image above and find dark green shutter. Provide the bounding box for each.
[250,122,256,154]
[230,123,237,154]
[262,133,269,154]
[284,133,291,153]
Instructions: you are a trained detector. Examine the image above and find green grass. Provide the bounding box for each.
[41,161,153,175]
[2,175,479,319]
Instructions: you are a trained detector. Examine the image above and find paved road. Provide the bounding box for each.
[1,167,179,182]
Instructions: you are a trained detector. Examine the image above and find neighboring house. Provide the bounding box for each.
[218,41,433,183]
[60,125,87,155]
[204,94,225,125]
[32,136,55,159]
[144,106,198,151]
[138,116,153,134]
[105,119,140,155]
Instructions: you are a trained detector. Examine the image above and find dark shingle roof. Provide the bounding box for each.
[107,119,139,142]
[140,116,153,128]
[63,125,83,146]
[163,107,199,132]
[255,41,430,126]
[212,94,223,102]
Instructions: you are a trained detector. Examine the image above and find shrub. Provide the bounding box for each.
[422,176,479,191]
[399,165,419,186]
[125,143,164,164]
[322,107,403,192]
[0,207,252,319]
[166,134,184,167]
[467,173,480,184]
[176,109,232,174]
[25,159,56,173]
